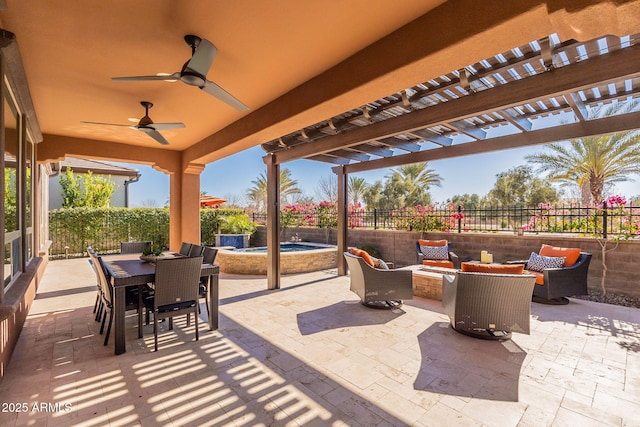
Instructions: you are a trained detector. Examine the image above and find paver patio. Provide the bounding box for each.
[1,258,639,426]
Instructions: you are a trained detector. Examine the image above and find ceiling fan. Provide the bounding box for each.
[112,34,249,111]
[81,101,184,145]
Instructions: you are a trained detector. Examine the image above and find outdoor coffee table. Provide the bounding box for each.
[398,265,457,301]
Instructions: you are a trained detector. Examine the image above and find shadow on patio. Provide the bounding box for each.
[1,258,639,426]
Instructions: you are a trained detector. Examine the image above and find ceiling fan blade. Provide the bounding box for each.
[138,127,170,145]
[185,38,217,77]
[81,121,130,127]
[149,122,186,131]
[201,80,249,111]
[112,72,180,82]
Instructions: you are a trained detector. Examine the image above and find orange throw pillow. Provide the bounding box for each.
[418,239,448,247]
[348,247,376,268]
[461,262,525,274]
[422,259,455,269]
[539,244,581,267]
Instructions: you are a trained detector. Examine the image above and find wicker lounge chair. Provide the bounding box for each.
[344,252,413,309]
[416,239,460,269]
[508,245,592,305]
[442,271,536,340]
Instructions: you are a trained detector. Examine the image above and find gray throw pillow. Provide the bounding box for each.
[527,252,565,272]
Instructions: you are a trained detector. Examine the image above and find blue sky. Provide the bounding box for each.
[121,142,639,208]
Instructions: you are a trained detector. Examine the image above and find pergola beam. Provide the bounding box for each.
[333,110,640,174]
[271,43,640,165]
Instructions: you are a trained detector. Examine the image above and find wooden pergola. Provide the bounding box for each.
[261,33,640,289]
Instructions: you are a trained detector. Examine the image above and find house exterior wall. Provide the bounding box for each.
[253,226,640,299]
[49,174,130,209]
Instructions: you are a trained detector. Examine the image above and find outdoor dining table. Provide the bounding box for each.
[102,252,220,355]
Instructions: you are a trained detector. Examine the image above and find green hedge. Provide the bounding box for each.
[49,207,244,257]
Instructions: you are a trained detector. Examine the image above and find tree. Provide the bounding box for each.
[387,163,442,207]
[246,168,301,211]
[486,165,559,206]
[59,168,116,208]
[526,101,640,204]
[449,193,483,210]
[315,175,337,202]
[359,162,442,209]
[348,176,368,206]
[362,181,383,208]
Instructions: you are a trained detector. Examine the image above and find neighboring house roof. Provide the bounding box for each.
[55,157,139,178]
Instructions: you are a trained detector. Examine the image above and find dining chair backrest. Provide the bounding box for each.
[179,242,192,256]
[189,244,205,257]
[153,256,202,309]
[120,241,152,254]
[89,251,112,306]
[202,246,218,264]
[87,246,98,279]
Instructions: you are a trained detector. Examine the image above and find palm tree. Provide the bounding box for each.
[348,176,368,206]
[387,162,442,207]
[246,168,301,211]
[526,101,640,204]
[390,162,442,188]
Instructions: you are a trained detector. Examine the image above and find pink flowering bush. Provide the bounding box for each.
[524,196,639,238]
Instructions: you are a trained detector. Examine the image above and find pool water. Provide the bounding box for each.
[236,242,334,253]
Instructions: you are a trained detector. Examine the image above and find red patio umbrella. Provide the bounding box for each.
[200,196,226,208]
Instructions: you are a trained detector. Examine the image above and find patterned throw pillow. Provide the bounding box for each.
[420,245,449,260]
[526,252,565,272]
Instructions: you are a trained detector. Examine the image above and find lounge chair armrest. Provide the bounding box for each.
[449,252,460,269]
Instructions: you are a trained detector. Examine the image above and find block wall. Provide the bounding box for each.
[253,227,640,298]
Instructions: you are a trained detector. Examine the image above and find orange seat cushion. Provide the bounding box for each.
[348,247,376,268]
[524,269,545,285]
[539,244,581,267]
[422,259,454,268]
[461,262,525,274]
[419,239,448,247]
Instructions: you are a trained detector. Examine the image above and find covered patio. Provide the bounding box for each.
[1,258,638,425]
[2,2,640,422]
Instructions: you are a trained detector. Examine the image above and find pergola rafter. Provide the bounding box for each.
[261,33,640,288]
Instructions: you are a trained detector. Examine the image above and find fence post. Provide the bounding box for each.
[457,205,462,233]
[374,208,378,230]
[602,201,608,239]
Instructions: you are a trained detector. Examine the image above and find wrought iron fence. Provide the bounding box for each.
[252,202,640,238]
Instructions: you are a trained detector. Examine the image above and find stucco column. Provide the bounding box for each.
[169,163,204,251]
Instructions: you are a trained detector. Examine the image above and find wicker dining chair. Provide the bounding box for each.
[87,246,103,321]
[120,241,152,254]
[179,242,192,256]
[143,256,203,351]
[202,246,218,264]
[197,246,218,318]
[189,244,205,257]
[88,251,142,345]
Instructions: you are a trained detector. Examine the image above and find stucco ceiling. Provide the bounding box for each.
[2,0,640,172]
[0,0,444,151]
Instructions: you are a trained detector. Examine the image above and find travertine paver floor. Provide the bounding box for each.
[1,257,639,426]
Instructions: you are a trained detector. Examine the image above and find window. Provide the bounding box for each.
[3,94,20,288]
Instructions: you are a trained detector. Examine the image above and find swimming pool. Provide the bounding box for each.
[237,242,334,253]
[216,242,337,274]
